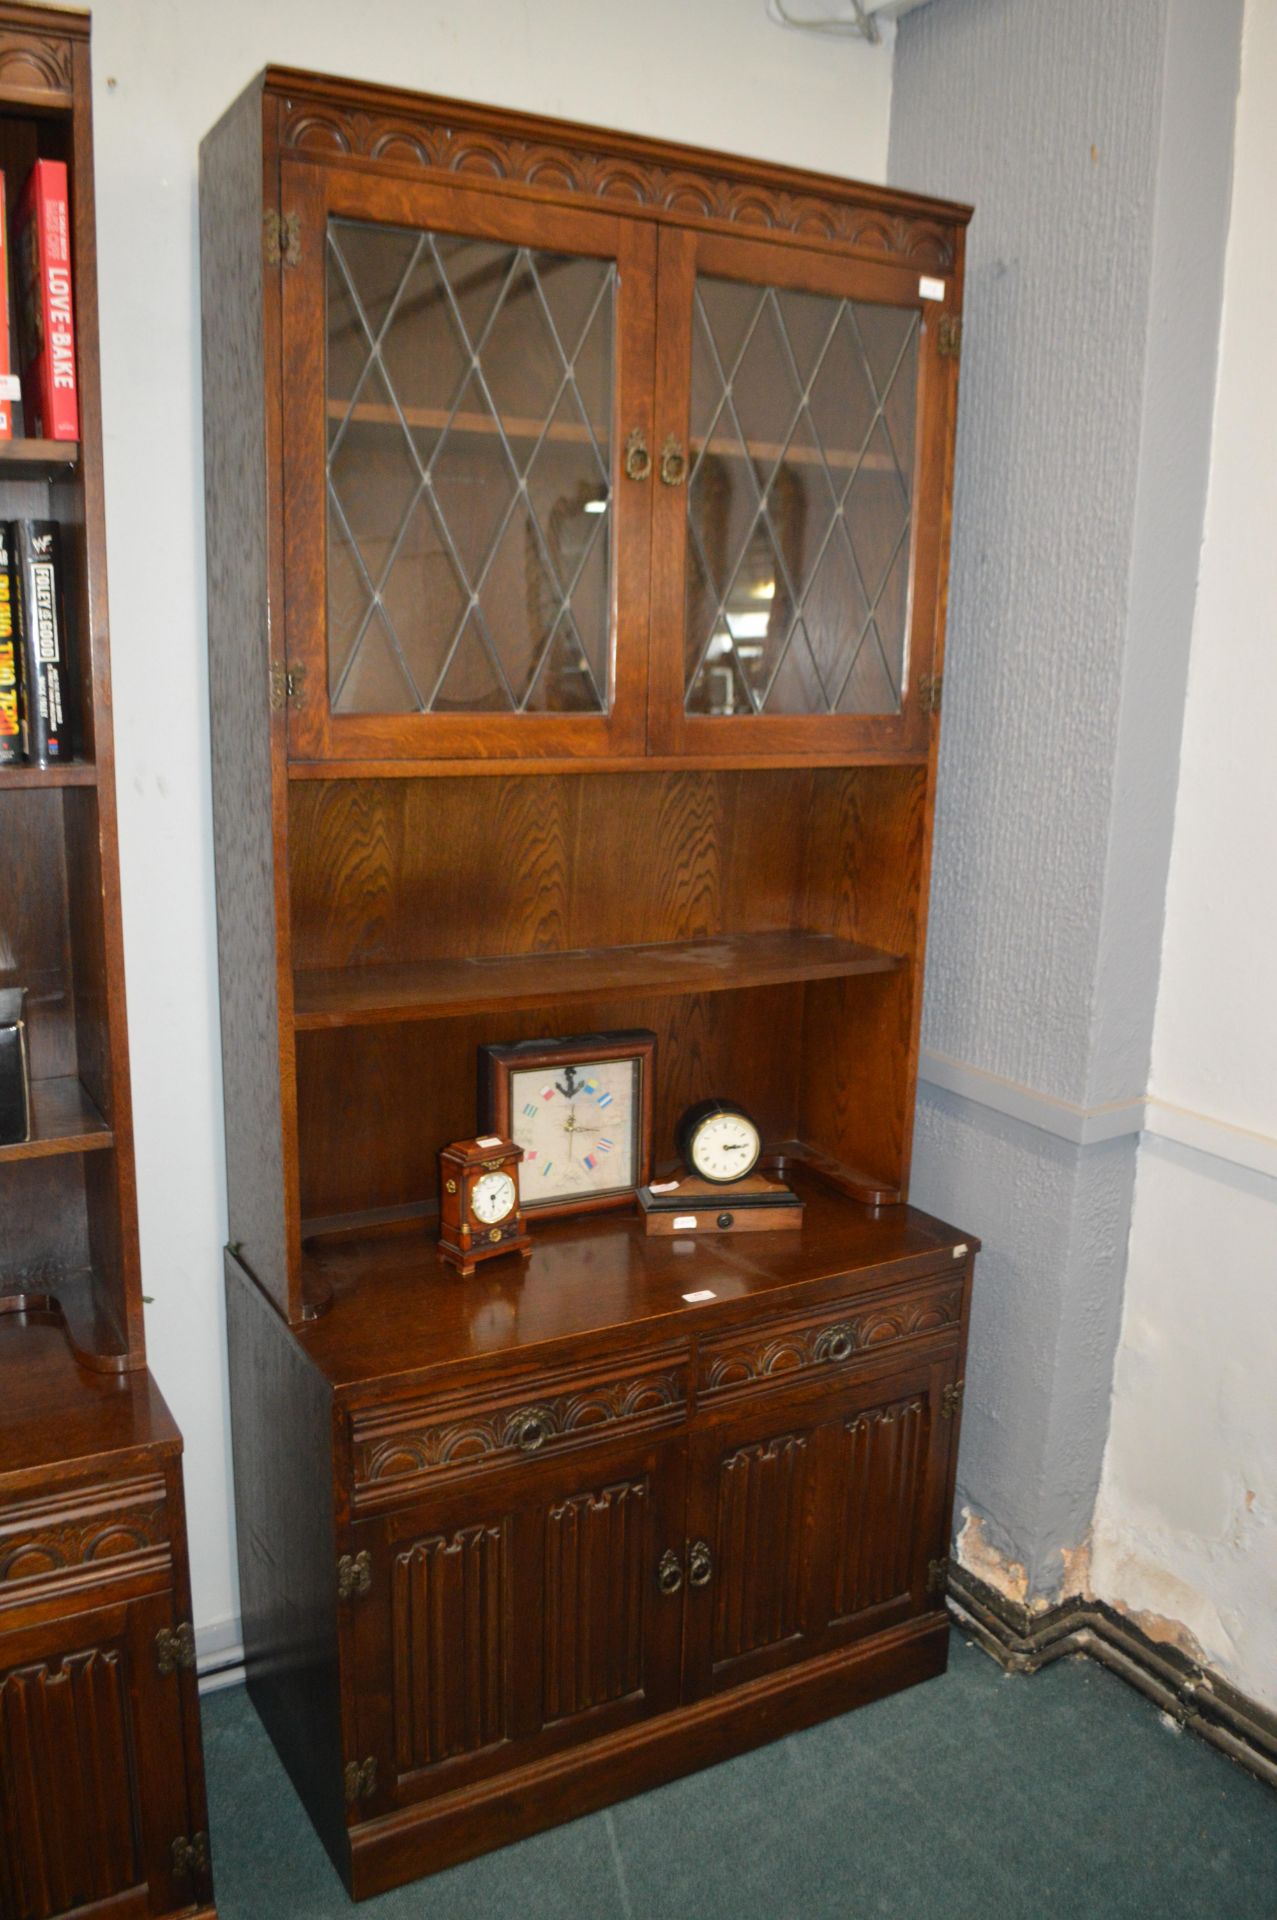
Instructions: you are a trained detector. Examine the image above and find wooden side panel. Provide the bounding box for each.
[392,1522,509,1771]
[711,1434,809,1667]
[225,1250,345,1879]
[831,1392,929,1621]
[201,85,295,1317]
[543,1478,647,1722]
[0,1646,141,1913]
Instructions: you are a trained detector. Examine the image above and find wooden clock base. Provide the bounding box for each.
[637,1169,805,1235]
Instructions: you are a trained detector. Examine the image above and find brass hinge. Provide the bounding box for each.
[937,314,962,360]
[171,1831,210,1880]
[269,661,306,710]
[155,1622,196,1676]
[344,1756,378,1806]
[926,1555,951,1599]
[337,1550,372,1602]
[919,671,943,716]
[941,1380,965,1420]
[264,208,302,269]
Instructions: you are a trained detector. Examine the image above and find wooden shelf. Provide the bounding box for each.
[286,748,931,780]
[0,1077,113,1165]
[0,760,97,789]
[327,401,895,475]
[0,438,79,478]
[293,928,906,1032]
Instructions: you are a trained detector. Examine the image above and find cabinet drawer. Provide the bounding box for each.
[0,1473,171,1618]
[351,1348,690,1509]
[697,1272,964,1406]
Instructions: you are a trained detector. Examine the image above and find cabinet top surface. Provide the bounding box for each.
[294,1177,975,1398]
[249,64,973,231]
[0,1319,180,1490]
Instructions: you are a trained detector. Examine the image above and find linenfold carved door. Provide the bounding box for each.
[0,1593,202,1920]
[681,1357,957,1701]
[346,1435,685,1816]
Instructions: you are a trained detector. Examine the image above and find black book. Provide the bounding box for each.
[0,522,22,764]
[15,518,74,765]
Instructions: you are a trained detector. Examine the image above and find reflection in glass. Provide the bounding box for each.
[685,276,919,718]
[325,221,615,715]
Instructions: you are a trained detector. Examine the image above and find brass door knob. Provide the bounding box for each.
[657,1548,684,1595]
[688,1539,713,1587]
[659,435,687,486]
[624,428,651,481]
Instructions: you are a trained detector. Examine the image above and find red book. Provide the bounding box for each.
[0,175,12,440]
[15,159,78,441]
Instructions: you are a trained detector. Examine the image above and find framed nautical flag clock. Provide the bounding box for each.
[479,1030,656,1220]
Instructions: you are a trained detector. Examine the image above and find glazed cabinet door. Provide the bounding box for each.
[345,1434,685,1817]
[648,224,956,758]
[682,1355,958,1700]
[278,158,656,763]
[0,1592,208,1919]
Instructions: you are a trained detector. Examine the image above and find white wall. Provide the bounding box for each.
[86,0,895,1649]
[1090,0,1276,1712]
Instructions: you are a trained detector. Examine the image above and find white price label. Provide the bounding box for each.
[919,275,946,302]
[682,1288,717,1303]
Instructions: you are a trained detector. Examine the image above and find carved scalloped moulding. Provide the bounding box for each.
[0,1477,168,1589]
[356,1367,688,1490]
[281,104,955,271]
[701,1286,962,1396]
[0,30,73,97]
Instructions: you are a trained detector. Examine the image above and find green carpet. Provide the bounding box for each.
[201,1630,1277,1917]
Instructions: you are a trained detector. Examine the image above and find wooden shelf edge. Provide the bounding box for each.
[291,930,908,1032]
[0,1272,140,1375]
[0,760,97,789]
[286,749,931,780]
[0,1076,113,1164]
[762,1141,903,1208]
[0,437,79,476]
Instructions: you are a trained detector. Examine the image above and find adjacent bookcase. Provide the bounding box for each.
[0,5,140,1369]
[0,10,216,1917]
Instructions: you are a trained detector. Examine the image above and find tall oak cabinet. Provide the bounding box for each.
[201,66,975,1901]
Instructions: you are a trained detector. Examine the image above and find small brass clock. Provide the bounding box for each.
[437,1135,532,1276]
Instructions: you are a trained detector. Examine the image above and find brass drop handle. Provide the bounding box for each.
[509,1407,551,1453]
[624,428,652,482]
[688,1539,713,1588]
[657,1548,684,1596]
[815,1324,854,1365]
[659,434,687,486]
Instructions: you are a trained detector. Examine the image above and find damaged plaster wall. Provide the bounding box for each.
[1090,0,1277,1713]
[890,0,1241,1603]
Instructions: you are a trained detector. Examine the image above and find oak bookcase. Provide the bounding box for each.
[0,7,214,1916]
[202,65,977,1900]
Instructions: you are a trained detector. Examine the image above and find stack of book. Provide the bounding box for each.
[0,157,80,764]
[0,520,74,765]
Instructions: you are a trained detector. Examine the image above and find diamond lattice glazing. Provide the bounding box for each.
[325,221,615,715]
[684,276,919,717]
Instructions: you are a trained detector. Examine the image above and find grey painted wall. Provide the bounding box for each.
[891,0,1241,1595]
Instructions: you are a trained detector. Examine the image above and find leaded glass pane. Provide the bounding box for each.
[685,275,918,718]
[325,219,614,716]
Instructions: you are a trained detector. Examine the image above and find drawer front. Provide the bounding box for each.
[697,1272,964,1406]
[0,1475,171,1616]
[351,1348,690,1509]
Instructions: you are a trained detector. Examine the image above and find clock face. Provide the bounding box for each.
[509,1055,640,1208]
[471,1169,516,1225]
[688,1108,761,1182]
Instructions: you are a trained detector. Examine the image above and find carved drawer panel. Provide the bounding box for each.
[0,1476,170,1610]
[351,1349,689,1508]
[697,1274,962,1405]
